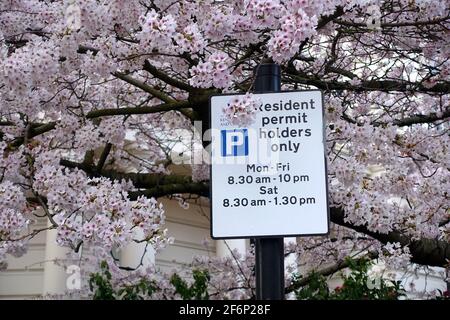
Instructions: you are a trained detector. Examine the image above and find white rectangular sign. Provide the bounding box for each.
[210,91,329,239]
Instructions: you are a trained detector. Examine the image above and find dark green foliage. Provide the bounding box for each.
[295,272,331,300]
[117,278,158,300]
[89,261,209,300]
[89,261,115,300]
[170,270,210,300]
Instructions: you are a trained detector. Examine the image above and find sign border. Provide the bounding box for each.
[209,90,330,239]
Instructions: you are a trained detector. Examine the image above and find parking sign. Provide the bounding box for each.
[221,129,249,157]
[210,91,329,239]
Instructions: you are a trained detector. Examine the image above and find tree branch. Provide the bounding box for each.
[391,110,450,127]
[343,109,450,127]
[285,71,450,94]
[129,182,209,200]
[113,72,174,103]
[9,122,57,148]
[335,16,450,29]
[330,207,450,267]
[85,100,191,119]
[143,60,196,92]
[96,143,112,172]
[60,159,196,189]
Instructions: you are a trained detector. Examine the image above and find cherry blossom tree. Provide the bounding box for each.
[0,0,449,299]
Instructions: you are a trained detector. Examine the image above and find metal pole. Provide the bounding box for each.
[254,63,284,300]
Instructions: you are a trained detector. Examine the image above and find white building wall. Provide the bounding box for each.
[0,217,47,299]
[155,199,215,271]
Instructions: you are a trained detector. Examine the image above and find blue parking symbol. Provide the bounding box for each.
[221,129,249,157]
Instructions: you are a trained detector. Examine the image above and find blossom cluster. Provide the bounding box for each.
[32,166,165,251]
[174,23,206,54]
[1,40,60,93]
[268,9,318,63]
[245,0,282,29]
[138,10,177,49]
[189,52,232,89]
[222,93,261,126]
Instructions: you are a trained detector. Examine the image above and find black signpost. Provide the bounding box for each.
[210,62,328,300]
[253,63,285,300]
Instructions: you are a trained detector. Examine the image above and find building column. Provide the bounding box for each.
[42,224,71,295]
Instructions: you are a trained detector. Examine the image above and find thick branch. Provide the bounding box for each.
[335,16,450,28]
[391,110,450,127]
[284,66,450,94]
[113,72,174,103]
[308,77,449,94]
[96,143,112,172]
[9,122,57,148]
[60,159,196,190]
[343,109,450,127]
[129,182,209,200]
[86,100,191,119]
[330,207,450,267]
[143,60,196,92]
[7,100,193,148]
